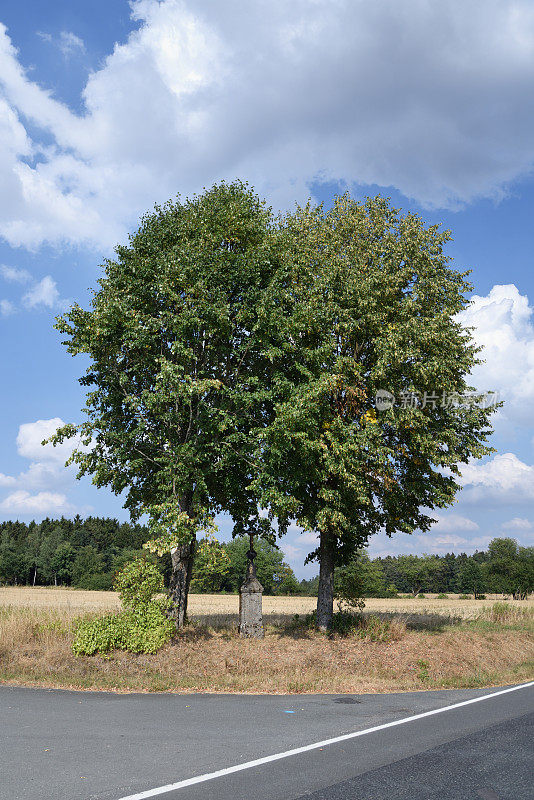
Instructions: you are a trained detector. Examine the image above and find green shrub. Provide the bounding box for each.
[72,605,175,656]
[417,593,426,599]
[72,557,174,656]
[114,558,166,608]
[436,593,448,599]
[75,572,114,591]
[459,594,471,599]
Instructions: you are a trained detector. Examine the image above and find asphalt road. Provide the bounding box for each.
[0,683,532,800]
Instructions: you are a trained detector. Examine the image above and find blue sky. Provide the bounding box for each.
[2,0,534,577]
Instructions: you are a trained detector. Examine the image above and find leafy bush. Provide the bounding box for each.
[459,594,471,599]
[114,558,166,608]
[417,593,426,599]
[72,557,174,656]
[436,593,448,599]
[72,605,175,656]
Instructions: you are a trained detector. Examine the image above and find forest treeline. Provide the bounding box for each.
[0,517,533,598]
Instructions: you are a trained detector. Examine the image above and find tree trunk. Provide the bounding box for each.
[170,538,196,628]
[316,530,335,632]
[33,567,37,587]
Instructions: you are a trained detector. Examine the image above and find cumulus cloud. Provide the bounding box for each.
[458,284,534,423]
[501,517,533,530]
[0,418,89,518]
[2,1,534,248]
[460,452,534,504]
[16,417,75,463]
[429,513,479,533]
[22,275,61,309]
[0,472,16,487]
[0,489,73,514]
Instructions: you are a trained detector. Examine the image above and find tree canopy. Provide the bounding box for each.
[256,195,498,627]
[48,182,289,624]
[46,185,498,629]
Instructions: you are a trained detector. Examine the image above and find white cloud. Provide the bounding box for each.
[0,489,73,514]
[0,418,90,518]
[1,264,30,282]
[0,299,15,316]
[2,2,534,248]
[22,275,60,309]
[430,513,479,533]
[417,533,469,550]
[460,452,534,504]
[0,472,16,487]
[16,417,74,463]
[458,284,534,423]
[501,517,533,530]
[37,31,86,58]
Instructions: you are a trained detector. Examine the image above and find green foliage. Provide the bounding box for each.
[72,558,174,656]
[114,557,166,608]
[46,182,286,620]
[190,535,231,593]
[416,659,430,682]
[256,195,498,569]
[436,593,448,599]
[72,604,175,656]
[335,550,393,604]
[222,536,296,595]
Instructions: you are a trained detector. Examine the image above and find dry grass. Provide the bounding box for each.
[0,588,533,694]
[2,587,532,617]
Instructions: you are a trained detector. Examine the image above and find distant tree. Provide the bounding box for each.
[512,547,534,599]
[0,531,26,585]
[336,551,391,603]
[274,564,301,595]
[485,537,518,594]
[458,558,486,598]
[224,537,290,595]
[394,555,442,596]
[72,546,109,589]
[190,535,231,593]
[50,541,77,585]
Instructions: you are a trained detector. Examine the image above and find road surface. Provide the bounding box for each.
[0,682,532,799]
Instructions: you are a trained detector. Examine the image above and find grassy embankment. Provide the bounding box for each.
[0,588,532,693]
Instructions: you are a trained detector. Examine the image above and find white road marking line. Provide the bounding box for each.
[117,681,534,800]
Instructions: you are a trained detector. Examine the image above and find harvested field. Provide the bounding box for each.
[0,587,532,694]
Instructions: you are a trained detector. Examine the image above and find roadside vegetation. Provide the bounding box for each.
[0,589,532,693]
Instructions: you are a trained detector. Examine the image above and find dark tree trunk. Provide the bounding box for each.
[170,538,196,628]
[316,530,335,632]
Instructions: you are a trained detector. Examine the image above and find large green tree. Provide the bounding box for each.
[258,195,498,629]
[47,182,286,626]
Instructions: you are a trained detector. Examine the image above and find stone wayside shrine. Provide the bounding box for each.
[239,535,264,638]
